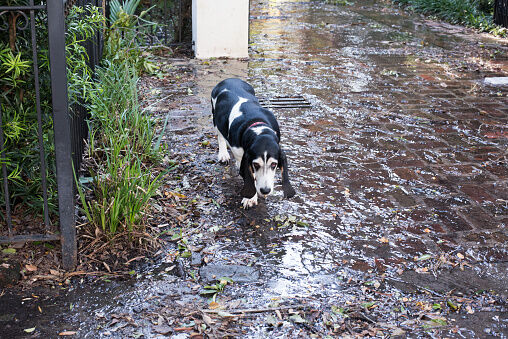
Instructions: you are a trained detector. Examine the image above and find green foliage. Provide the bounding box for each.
[76,49,166,237]
[1,2,163,238]
[200,277,234,301]
[65,6,104,106]
[89,60,156,159]
[110,0,142,23]
[0,49,31,88]
[392,0,506,36]
[0,5,103,219]
[103,1,157,74]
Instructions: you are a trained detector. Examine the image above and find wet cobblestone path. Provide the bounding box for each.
[2,0,507,338]
[186,0,508,336]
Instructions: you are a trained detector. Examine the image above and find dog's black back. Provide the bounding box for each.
[212,78,280,148]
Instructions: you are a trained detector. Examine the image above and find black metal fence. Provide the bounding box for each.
[494,0,508,27]
[0,0,189,270]
[144,0,191,46]
[0,0,104,269]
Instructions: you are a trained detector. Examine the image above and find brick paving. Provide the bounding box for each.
[235,0,508,265]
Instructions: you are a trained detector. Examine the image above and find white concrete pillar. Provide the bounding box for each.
[192,0,249,59]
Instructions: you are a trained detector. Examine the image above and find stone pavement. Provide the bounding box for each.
[243,0,508,265]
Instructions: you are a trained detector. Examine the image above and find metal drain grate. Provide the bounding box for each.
[258,96,311,109]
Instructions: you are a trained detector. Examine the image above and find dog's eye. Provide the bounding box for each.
[271,163,277,170]
[253,163,260,171]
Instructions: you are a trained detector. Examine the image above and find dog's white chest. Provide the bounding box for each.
[230,146,244,165]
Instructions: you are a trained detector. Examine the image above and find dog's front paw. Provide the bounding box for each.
[242,194,258,209]
[283,183,296,199]
[218,151,230,163]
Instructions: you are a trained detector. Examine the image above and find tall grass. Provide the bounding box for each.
[392,0,506,36]
[88,60,156,160]
[76,57,166,237]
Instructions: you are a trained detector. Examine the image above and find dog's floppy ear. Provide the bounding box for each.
[279,149,296,198]
[240,153,257,198]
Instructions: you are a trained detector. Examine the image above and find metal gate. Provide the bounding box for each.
[0,0,188,270]
[495,0,508,27]
[0,0,103,270]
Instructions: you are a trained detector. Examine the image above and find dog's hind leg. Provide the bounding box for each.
[216,128,230,163]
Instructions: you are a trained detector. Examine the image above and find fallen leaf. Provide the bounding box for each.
[49,269,61,276]
[169,191,186,199]
[209,301,220,309]
[447,299,459,311]
[275,309,282,320]
[24,327,36,333]
[361,301,376,309]
[456,253,464,259]
[341,188,351,197]
[2,248,16,254]
[422,317,447,328]
[415,267,429,273]
[391,328,406,336]
[202,313,214,325]
[26,264,37,272]
[416,254,432,261]
[103,262,111,272]
[289,314,306,323]
[154,324,172,335]
[174,326,194,331]
[379,237,389,243]
[59,331,77,336]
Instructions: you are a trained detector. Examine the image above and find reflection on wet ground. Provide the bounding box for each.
[1,0,507,337]
[181,0,508,335]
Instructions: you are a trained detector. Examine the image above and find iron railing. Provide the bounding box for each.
[494,0,508,27]
[0,0,104,269]
[0,0,189,270]
[144,0,191,46]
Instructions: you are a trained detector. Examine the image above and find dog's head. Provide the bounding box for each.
[241,135,281,198]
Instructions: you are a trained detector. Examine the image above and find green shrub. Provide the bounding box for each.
[76,6,167,237]
[0,5,103,219]
[88,60,156,160]
[392,0,506,36]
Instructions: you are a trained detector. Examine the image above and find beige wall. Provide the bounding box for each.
[192,0,249,59]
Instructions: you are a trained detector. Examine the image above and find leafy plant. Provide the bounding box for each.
[392,0,506,36]
[109,0,142,23]
[200,277,234,302]
[103,1,157,74]
[0,5,103,220]
[76,55,166,237]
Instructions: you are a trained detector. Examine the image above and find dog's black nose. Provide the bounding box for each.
[260,187,271,195]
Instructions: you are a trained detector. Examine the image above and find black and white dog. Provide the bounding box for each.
[211,78,296,208]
